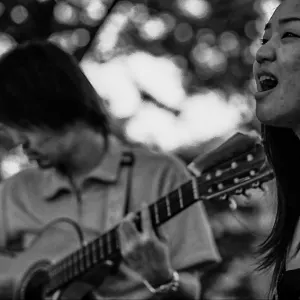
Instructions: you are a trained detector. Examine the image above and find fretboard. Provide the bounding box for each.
[46,177,201,294]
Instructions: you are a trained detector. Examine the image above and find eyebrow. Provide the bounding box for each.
[264,17,300,30]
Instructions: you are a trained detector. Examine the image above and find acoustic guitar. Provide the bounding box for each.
[0,133,275,300]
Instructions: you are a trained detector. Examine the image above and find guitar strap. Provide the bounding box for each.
[104,148,134,231]
[0,184,6,249]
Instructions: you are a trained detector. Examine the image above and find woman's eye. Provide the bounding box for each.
[282,32,298,39]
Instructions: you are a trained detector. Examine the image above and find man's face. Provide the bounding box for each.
[4,125,75,169]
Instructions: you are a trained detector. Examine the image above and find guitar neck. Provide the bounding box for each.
[46,178,200,294]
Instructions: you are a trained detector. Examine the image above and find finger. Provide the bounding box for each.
[118,219,139,253]
[156,228,169,244]
[124,211,135,222]
[260,181,270,192]
[120,218,139,240]
[229,195,247,209]
[244,188,261,197]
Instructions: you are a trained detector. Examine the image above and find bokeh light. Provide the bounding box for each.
[11,5,28,24]
[139,17,168,41]
[0,33,16,56]
[177,0,211,19]
[84,0,106,22]
[174,22,194,43]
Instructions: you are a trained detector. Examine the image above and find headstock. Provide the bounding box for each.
[188,133,274,203]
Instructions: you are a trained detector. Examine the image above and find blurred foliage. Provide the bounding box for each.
[111,0,262,95]
[0,0,268,149]
[0,0,278,96]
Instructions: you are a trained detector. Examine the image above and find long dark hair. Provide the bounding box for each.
[258,124,300,291]
[0,39,110,136]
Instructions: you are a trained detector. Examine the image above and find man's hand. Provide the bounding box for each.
[230,181,273,209]
[117,204,173,288]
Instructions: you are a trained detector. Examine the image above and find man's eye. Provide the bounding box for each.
[260,38,268,45]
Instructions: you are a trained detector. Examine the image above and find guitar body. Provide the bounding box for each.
[0,226,112,300]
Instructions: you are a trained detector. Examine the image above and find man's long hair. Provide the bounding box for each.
[0,40,110,136]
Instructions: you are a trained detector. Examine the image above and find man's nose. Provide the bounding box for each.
[22,140,29,150]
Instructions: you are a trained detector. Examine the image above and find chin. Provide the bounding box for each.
[255,108,274,126]
[255,100,284,126]
[37,160,53,169]
[256,110,294,129]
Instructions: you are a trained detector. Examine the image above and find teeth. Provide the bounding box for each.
[259,75,277,82]
[258,74,278,91]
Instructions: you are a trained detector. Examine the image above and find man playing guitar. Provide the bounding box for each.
[0,40,221,300]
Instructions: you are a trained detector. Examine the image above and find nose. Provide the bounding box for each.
[21,140,30,151]
[255,40,276,65]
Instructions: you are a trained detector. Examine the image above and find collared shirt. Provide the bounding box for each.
[0,135,220,299]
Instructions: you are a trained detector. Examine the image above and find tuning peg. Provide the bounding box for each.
[215,170,222,177]
[217,183,224,190]
[104,260,114,267]
[219,194,227,201]
[231,162,238,169]
[235,188,244,195]
[247,154,254,162]
[251,181,266,191]
[251,181,260,188]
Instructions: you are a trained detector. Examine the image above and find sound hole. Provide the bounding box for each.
[22,269,50,300]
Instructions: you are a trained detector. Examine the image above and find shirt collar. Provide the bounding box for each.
[42,135,123,200]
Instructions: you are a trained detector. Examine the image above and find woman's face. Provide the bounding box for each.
[253,0,300,129]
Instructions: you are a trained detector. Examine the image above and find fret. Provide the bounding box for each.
[78,250,84,272]
[111,228,118,252]
[52,274,59,291]
[192,177,199,199]
[106,231,112,255]
[58,266,64,286]
[63,259,69,283]
[153,203,160,225]
[114,227,120,250]
[62,261,68,284]
[49,277,57,293]
[99,237,104,259]
[73,251,80,276]
[66,257,73,278]
[73,252,78,274]
[178,187,184,209]
[67,255,73,279]
[169,191,181,214]
[91,241,97,264]
[84,244,91,269]
[166,195,171,217]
